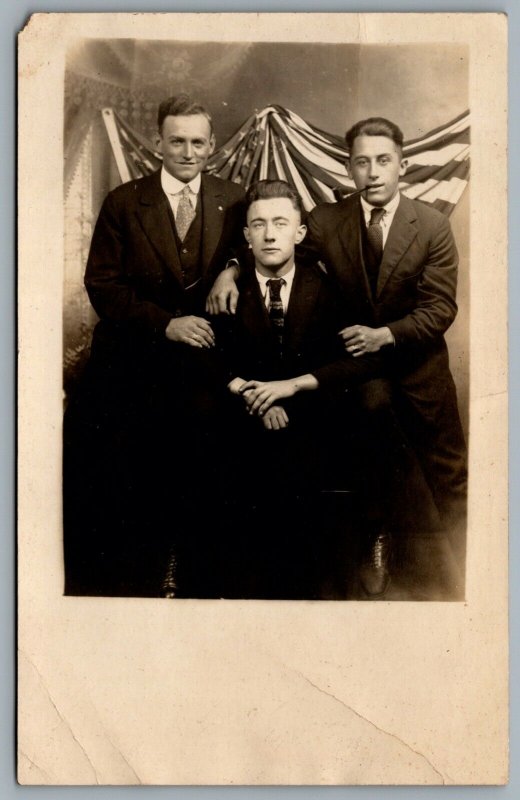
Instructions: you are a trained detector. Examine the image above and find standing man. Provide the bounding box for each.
[207,117,467,597]
[64,94,245,596]
[308,118,467,529]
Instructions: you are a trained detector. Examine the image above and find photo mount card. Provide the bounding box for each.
[18,11,508,786]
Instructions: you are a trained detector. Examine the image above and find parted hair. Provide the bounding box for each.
[245,180,304,217]
[345,117,404,153]
[157,94,214,135]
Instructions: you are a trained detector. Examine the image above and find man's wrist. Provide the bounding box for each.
[224,260,240,280]
[291,374,319,394]
[379,326,395,347]
[165,317,176,337]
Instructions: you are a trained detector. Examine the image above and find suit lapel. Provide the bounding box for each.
[284,265,320,353]
[377,195,418,297]
[239,271,275,346]
[201,174,226,276]
[136,171,184,285]
[338,200,374,304]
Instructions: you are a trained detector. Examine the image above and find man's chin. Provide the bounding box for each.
[363,186,398,206]
[257,257,286,271]
[167,164,201,180]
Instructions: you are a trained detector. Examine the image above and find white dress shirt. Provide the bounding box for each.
[360,191,401,249]
[160,167,201,217]
[255,264,296,314]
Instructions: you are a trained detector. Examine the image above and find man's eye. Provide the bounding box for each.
[380,158,390,165]
[356,160,368,167]
[275,221,288,227]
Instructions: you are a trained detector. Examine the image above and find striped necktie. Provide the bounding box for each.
[267,278,285,344]
[175,185,196,241]
[367,206,386,262]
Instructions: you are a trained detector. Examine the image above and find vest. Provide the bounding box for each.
[167,195,205,314]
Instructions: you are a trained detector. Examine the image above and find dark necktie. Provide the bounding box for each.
[366,206,386,263]
[267,278,285,344]
[175,185,196,241]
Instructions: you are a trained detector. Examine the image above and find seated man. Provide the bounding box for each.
[216,179,408,598]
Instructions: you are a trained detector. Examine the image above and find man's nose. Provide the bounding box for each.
[368,160,379,178]
[182,141,194,159]
[264,223,276,240]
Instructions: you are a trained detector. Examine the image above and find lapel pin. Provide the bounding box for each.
[218,205,223,211]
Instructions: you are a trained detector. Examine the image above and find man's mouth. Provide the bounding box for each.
[262,248,280,253]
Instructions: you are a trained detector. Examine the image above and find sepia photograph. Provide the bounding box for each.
[18,12,507,786]
[62,37,469,601]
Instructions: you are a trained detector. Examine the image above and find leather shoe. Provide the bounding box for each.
[160,548,179,598]
[359,531,392,597]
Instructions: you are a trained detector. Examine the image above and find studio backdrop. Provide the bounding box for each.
[63,39,469,431]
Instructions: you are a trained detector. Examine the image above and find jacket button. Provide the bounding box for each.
[182,247,188,254]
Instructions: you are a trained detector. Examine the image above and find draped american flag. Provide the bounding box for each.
[102,105,469,216]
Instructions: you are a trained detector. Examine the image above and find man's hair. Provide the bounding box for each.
[345,117,404,153]
[157,94,214,135]
[245,180,304,217]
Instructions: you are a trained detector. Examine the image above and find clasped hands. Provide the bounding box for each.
[228,377,295,430]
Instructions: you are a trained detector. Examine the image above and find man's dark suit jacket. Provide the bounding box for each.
[305,193,459,390]
[217,259,383,500]
[303,192,467,526]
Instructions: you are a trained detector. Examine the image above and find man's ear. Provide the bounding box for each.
[209,134,216,155]
[155,131,163,154]
[345,158,353,180]
[295,224,307,244]
[399,157,408,178]
[243,227,251,245]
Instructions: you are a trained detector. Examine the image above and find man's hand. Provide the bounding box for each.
[206,266,239,315]
[240,379,297,416]
[228,379,289,428]
[165,315,215,348]
[339,325,394,356]
[262,405,289,431]
[239,379,298,416]
[227,377,247,395]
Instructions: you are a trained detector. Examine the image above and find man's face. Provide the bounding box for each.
[156,114,215,182]
[244,197,307,274]
[347,135,408,207]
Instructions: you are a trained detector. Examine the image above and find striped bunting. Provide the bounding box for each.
[102,105,470,216]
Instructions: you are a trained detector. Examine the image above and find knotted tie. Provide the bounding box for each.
[367,206,386,263]
[267,278,285,344]
[175,185,196,241]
